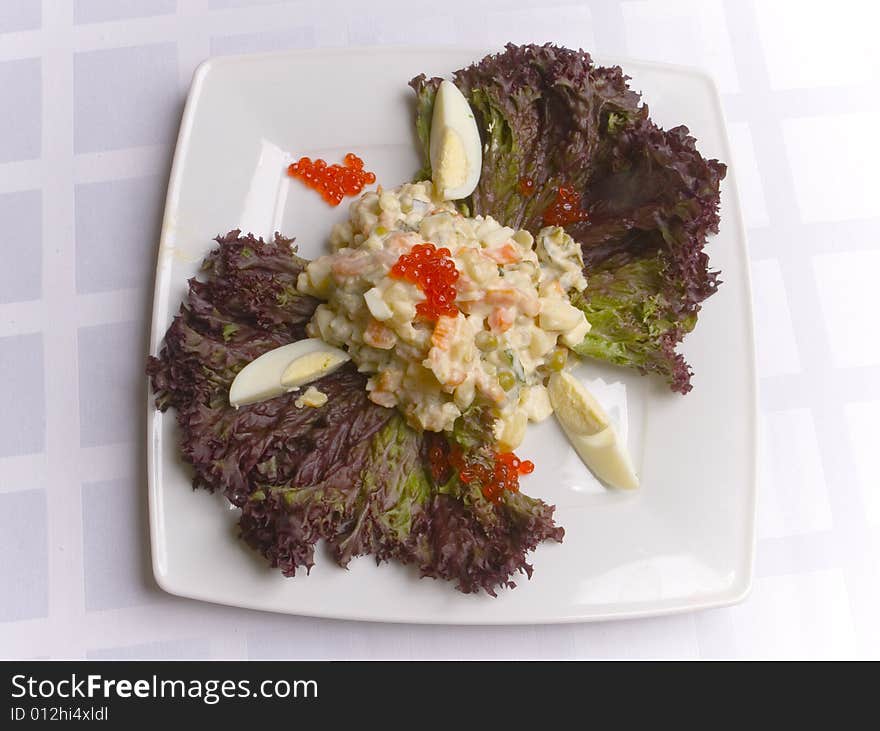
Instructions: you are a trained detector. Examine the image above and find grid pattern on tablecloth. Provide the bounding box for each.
[0,0,878,659]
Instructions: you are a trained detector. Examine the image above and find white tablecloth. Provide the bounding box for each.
[1,0,878,660]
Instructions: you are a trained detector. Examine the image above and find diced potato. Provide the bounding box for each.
[463,250,497,286]
[528,326,556,359]
[454,375,476,410]
[512,229,534,250]
[303,256,333,297]
[482,226,515,248]
[474,218,497,241]
[329,221,354,250]
[520,384,553,422]
[311,305,336,342]
[296,271,310,294]
[294,386,328,409]
[539,298,583,331]
[559,312,591,347]
[404,362,443,395]
[390,298,417,323]
[497,411,528,452]
[379,191,401,214]
[329,313,354,343]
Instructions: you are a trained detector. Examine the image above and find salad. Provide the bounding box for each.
[147,44,726,595]
[299,180,588,442]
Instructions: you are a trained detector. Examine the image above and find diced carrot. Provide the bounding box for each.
[431,315,457,349]
[485,288,519,307]
[488,307,514,333]
[364,319,395,349]
[483,242,520,264]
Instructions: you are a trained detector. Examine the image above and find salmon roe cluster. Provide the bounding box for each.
[542,185,590,226]
[455,447,534,502]
[427,441,534,503]
[518,176,536,196]
[287,153,376,206]
[390,242,459,321]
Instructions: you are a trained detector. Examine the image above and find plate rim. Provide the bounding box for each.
[146,45,758,625]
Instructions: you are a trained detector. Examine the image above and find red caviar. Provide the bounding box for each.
[542,185,589,226]
[438,444,534,503]
[287,153,376,206]
[390,242,459,321]
[518,177,535,196]
[427,434,451,484]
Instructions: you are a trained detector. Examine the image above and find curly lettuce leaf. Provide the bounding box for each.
[410,486,564,596]
[410,43,726,393]
[148,232,563,594]
[147,230,393,502]
[332,414,433,566]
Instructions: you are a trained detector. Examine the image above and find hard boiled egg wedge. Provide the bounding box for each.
[548,371,639,490]
[430,80,482,201]
[228,339,349,408]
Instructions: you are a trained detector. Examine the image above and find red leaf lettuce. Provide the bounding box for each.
[148,231,563,595]
[410,43,727,392]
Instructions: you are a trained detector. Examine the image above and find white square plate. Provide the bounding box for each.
[148,47,756,624]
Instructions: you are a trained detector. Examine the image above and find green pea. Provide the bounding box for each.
[375,226,388,236]
[498,370,516,391]
[548,348,568,371]
[475,331,498,351]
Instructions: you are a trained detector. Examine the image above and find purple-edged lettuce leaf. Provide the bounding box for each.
[333,414,564,596]
[410,43,726,392]
[148,231,563,594]
[239,410,564,595]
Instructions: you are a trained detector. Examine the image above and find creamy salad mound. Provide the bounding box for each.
[296,180,590,449]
